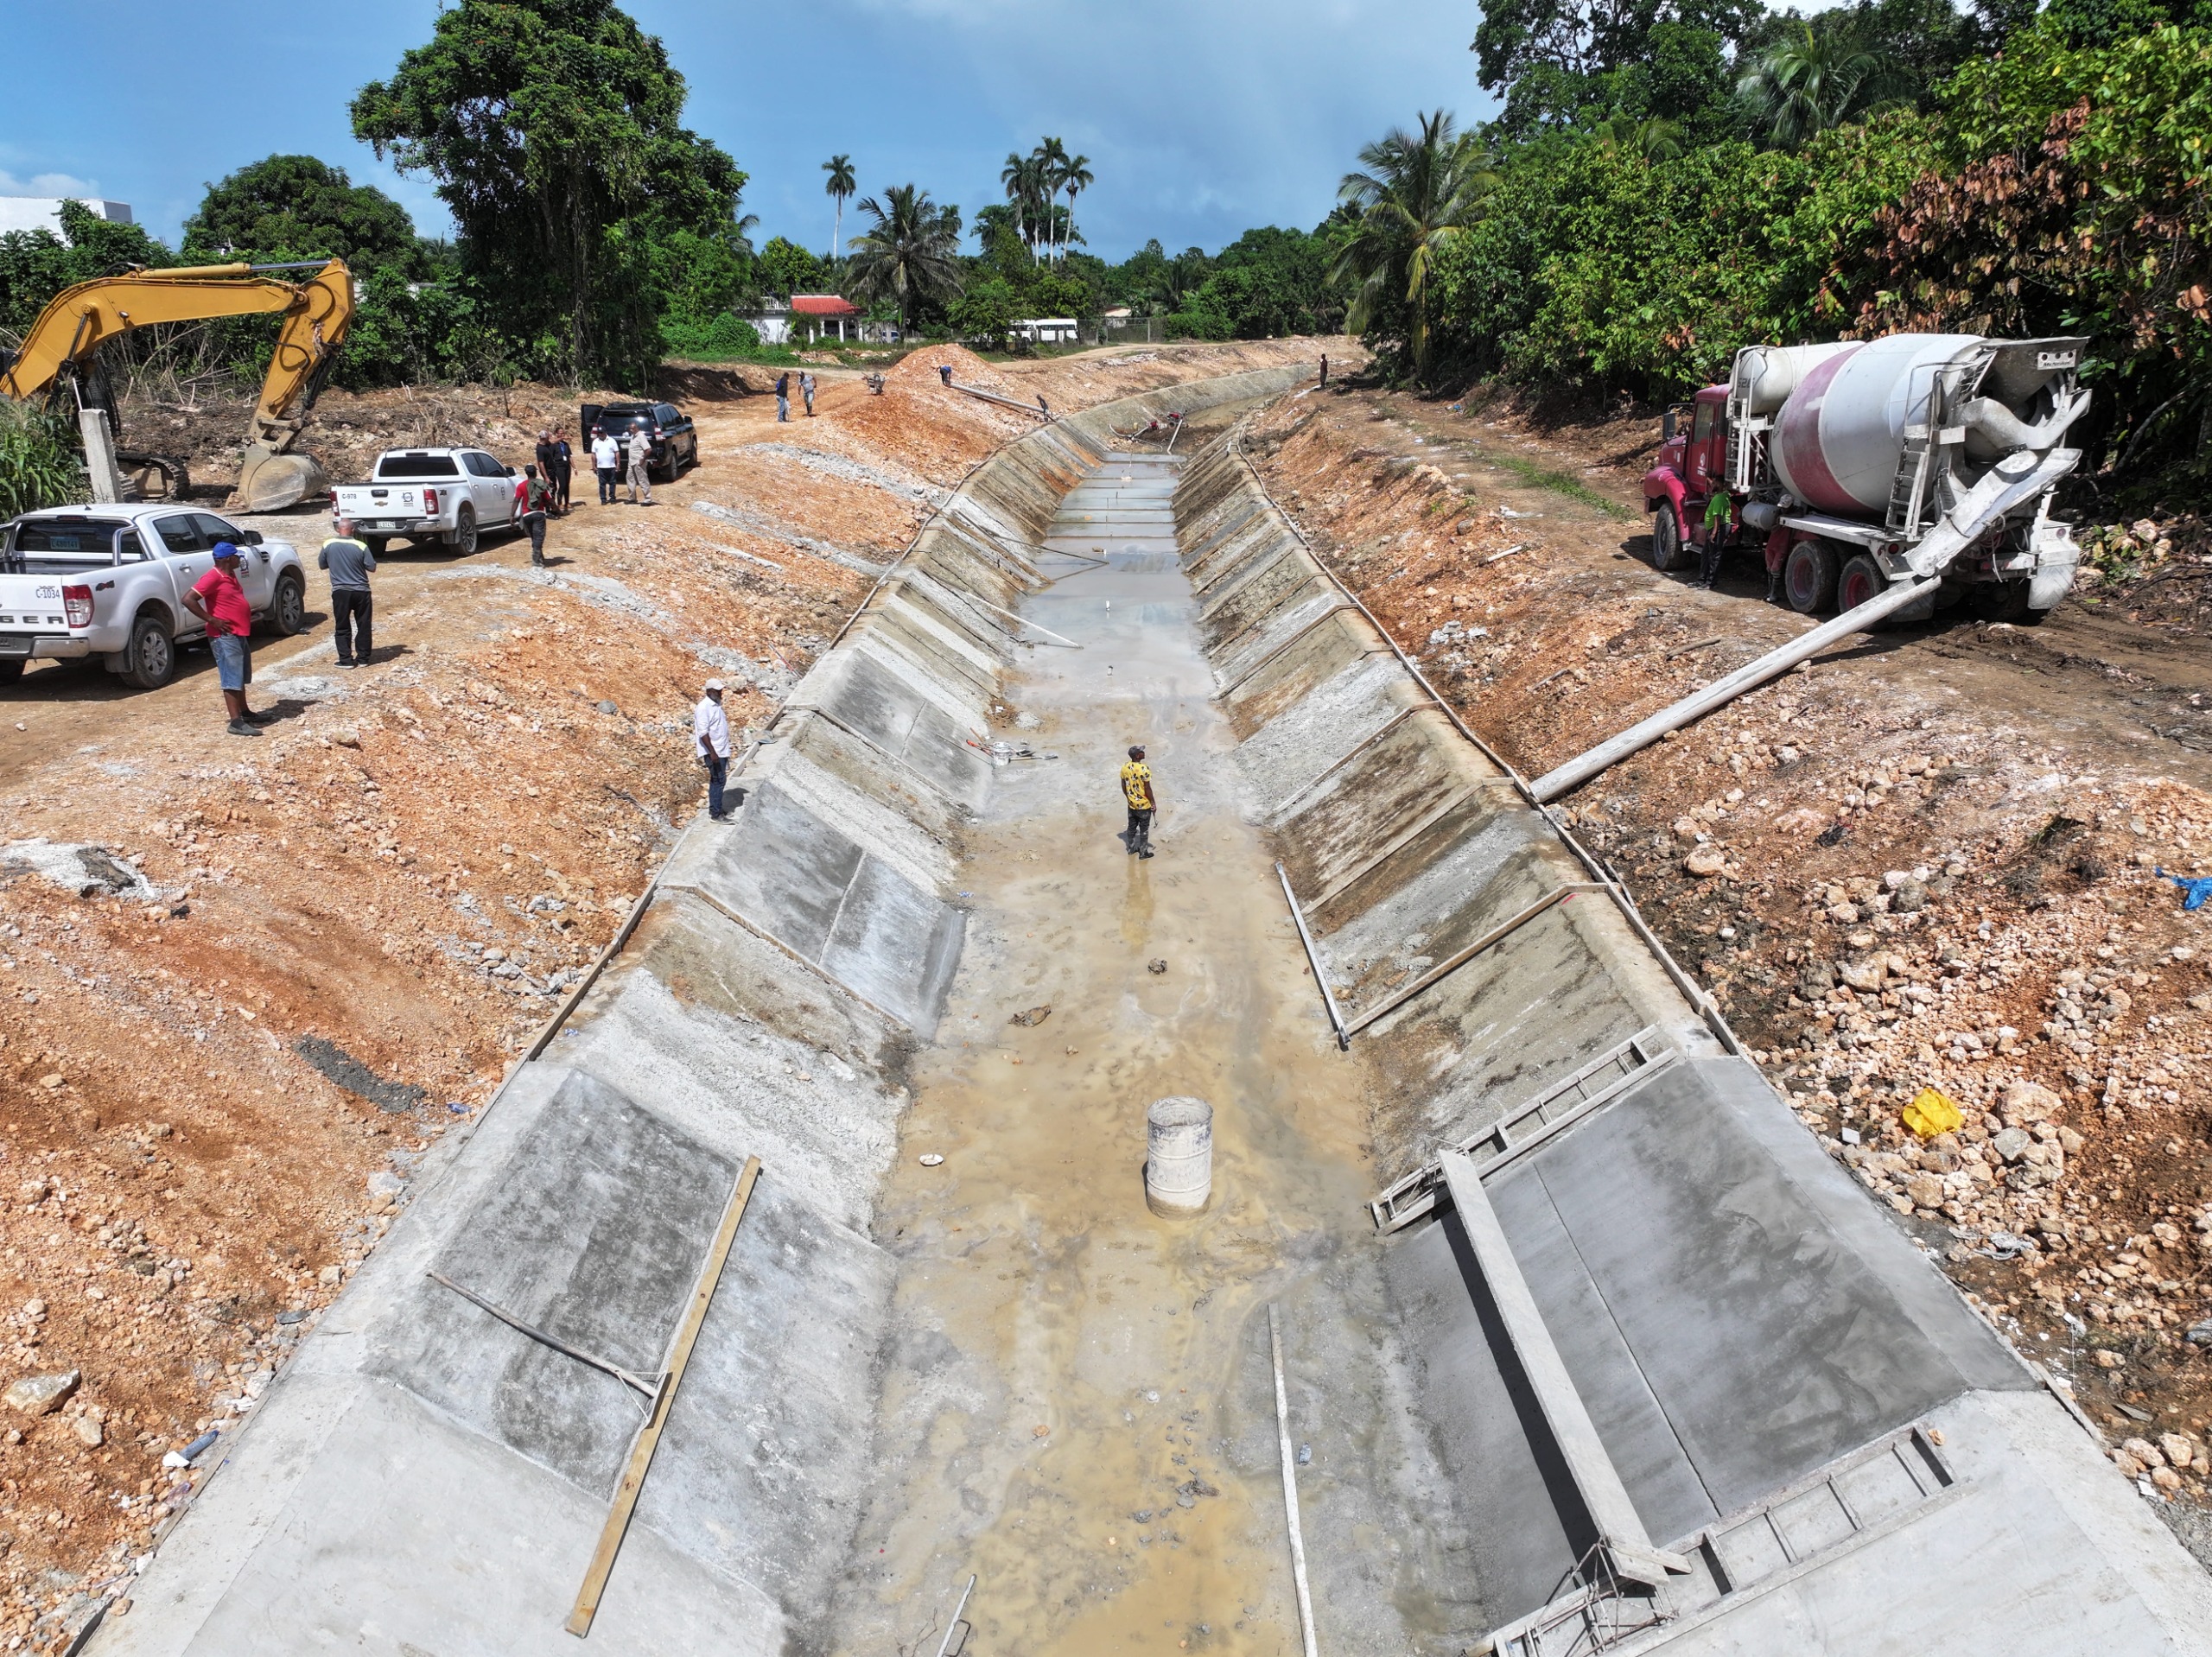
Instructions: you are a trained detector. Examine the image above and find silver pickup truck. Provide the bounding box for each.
[329,447,524,556]
[0,505,307,689]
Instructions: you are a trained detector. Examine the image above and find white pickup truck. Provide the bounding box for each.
[0,505,307,689]
[329,448,523,556]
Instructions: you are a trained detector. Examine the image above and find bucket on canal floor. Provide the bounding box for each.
[1145,1095,1213,1217]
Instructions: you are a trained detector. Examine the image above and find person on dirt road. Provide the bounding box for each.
[591,426,620,505]
[695,678,733,822]
[802,371,816,417]
[625,423,654,506]
[552,429,574,511]
[516,464,555,566]
[775,371,791,422]
[182,543,268,737]
[534,432,563,512]
[1700,491,1732,589]
[320,518,376,669]
[1120,745,1156,859]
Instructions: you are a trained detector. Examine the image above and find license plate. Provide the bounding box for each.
[0,636,34,657]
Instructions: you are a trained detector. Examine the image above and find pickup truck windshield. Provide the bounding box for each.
[375,453,461,479]
[10,520,129,562]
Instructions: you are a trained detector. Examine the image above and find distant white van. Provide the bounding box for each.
[1010,318,1079,346]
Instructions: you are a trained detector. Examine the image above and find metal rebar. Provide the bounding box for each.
[1276,862,1348,1050]
[1270,1306,1320,1657]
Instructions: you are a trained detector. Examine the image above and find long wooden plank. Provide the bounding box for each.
[566,1154,763,1637]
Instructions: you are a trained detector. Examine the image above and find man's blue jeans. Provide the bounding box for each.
[705,753,728,818]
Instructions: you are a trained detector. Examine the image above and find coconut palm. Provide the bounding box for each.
[822,155,855,260]
[1738,22,1885,149]
[1058,154,1094,265]
[845,183,965,328]
[1035,136,1071,262]
[1332,110,1496,380]
[1001,151,1033,259]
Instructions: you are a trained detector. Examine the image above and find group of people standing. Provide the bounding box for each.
[773,371,816,422]
[589,423,658,506]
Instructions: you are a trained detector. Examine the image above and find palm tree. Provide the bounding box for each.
[1738,22,1884,149]
[1058,154,1094,266]
[845,184,965,329]
[1332,110,1496,380]
[1035,136,1071,262]
[1595,113,1683,162]
[822,155,855,261]
[1001,151,1033,260]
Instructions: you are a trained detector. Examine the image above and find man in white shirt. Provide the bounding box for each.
[694,678,733,821]
[590,426,620,505]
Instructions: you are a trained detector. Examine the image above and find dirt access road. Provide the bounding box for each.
[0,338,1324,1648]
[1243,377,2212,1563]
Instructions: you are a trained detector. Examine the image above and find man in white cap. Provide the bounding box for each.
[694,678,733,821]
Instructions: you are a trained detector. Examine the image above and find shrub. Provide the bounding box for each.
[0,406,84,519]
[1163,310,1232,342]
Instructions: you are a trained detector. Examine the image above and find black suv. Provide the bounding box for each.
[581,401,699,482]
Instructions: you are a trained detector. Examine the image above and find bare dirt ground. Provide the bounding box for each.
[0,337,1325,1647]
[1241,376,2212,1565]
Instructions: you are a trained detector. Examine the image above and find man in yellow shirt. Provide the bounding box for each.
[1120,745,1157,859]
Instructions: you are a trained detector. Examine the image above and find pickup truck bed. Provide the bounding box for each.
[0,504,307,689]
[331,447,522,556]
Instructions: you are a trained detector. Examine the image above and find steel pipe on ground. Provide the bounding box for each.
[1529,575,1941,803]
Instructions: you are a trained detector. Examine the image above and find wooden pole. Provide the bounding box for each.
[566,1155,763,1637]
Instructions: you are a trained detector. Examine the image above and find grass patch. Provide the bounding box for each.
[1471,446,1633,519]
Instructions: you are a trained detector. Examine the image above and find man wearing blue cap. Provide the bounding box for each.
[181,543,267,737]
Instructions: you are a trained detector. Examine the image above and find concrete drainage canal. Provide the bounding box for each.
[94,369,2212,1657]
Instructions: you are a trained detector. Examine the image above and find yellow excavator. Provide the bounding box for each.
[0,257,353,511]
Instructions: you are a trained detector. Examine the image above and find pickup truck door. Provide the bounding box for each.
[194,514,276,610]
[148,513,213,633]
[465,452,516,526]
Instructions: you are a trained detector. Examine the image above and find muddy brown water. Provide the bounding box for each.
[842,448,1468,1655]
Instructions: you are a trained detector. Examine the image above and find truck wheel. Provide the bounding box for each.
[1837,553,1889,615]
[0,662,23,686]
[1782,540,1839,613]
[364,537,390,557]
[1650,507,1692,573]
[449,504,478,556]
[268,571,308,637]
[122,612,177,689]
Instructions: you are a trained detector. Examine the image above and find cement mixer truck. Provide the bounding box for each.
[1643,333,2091,624]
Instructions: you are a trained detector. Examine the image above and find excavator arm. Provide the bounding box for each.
[0,258,353,510]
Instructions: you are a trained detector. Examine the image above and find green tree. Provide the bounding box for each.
[1737,19,1885,147]
[759,236,824,297]
[1035,136,1071,261]
[948,276,1019,347]
[350,0,748,386]
[823,154,855,259]
[845,185,964,327]
[0,201,175,340]
[182,155,422,270]
[1333,111,1496,378]
[1473,0,1764,136]
[1058,154,1094,267]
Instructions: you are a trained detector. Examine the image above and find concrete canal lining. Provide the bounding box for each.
[93,367,2212,1657]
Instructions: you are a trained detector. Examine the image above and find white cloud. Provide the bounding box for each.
[0,169,103,200]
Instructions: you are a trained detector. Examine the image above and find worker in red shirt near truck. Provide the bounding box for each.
[181,543,268,738]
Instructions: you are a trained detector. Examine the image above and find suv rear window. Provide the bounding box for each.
[12,519,128,556]
[376,452,461,479]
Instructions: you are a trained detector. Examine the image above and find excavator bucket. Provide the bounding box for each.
[230,443,329,514]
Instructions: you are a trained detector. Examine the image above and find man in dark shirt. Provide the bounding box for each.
[320,518,377,667]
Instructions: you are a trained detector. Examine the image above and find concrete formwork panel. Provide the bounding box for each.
[660,778,965,1034]
[1218,608,1378,738]
[1270,711,1491,898]
[783,712,973,843]
[1230,654,1412,819]
[786,650,990,805]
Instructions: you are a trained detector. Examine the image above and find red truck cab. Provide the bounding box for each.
[1643,385,1729,567]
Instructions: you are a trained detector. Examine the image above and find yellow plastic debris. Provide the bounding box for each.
[1902,1087,1965,1140]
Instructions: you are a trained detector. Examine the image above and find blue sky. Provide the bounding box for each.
[3,0,1484,263]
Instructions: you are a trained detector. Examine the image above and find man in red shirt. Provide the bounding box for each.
[181,543,266,737]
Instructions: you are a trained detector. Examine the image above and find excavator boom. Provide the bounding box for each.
[0,258,353,511]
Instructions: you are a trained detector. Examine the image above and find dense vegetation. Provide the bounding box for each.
[1343,0,2211,494]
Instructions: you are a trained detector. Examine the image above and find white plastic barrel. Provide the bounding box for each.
[1145,1096,1213,1217]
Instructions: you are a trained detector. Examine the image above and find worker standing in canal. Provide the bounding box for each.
[1120,745,1156,860]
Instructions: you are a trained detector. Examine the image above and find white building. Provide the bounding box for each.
[0,197,134,239]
